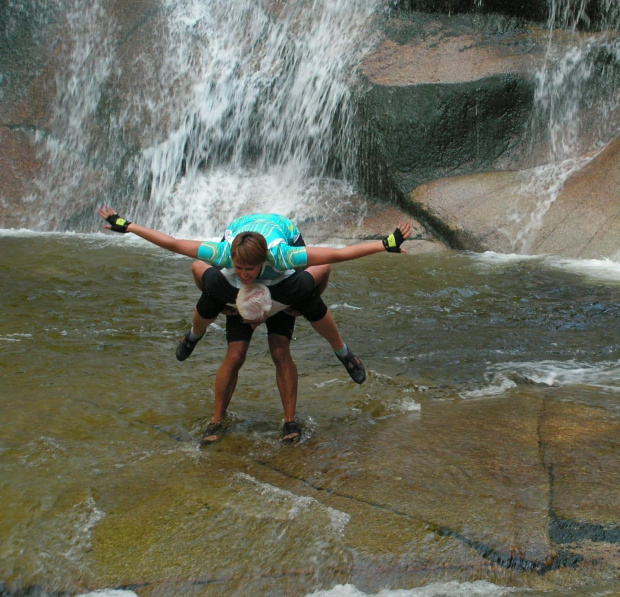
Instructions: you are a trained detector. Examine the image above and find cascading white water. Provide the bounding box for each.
[35,0,381,236]
[132,0,381,237]
[511,0,620,253]
[30,0,119,229]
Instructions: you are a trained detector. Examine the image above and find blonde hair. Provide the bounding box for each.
[231,232,268,266]
[236,283,272,321]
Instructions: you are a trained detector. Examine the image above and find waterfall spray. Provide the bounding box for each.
[33,0,381,235]
[130,0,381,236]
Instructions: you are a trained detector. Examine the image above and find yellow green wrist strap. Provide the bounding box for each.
[106,213,131,233]
[382,228,404,253]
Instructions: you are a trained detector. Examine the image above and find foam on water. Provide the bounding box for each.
[234,472,350,533]
[470,251,620,283]
[461,359,620,399]
[306,580,519,596]
[391,397,422,413]
[77,589,138,597]
[0,333,33,343]
[543,255,620,283]
[161,167,358,238]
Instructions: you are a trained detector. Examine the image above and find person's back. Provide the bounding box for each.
[225,213,301,246]
[198,213,308,285]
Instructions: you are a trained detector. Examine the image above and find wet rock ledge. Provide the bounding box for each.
[355,9,620,259]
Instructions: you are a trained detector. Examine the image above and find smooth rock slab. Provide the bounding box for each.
[408,136,620,258]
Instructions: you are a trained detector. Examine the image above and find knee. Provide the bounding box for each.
[269,337,293,367]
[295,294,328,323]
[191,260,208,289]
[307,264,331,287]
[225,343,248,370]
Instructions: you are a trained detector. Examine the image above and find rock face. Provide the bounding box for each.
[529,137,620,259]
[355,15,547,205]
[1,1,618,258]
[393,0,616,29]
[0,0,163,227]
[408,138,620,259]
[355,11,620,258]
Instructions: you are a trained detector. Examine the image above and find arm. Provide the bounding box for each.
[98,206,202,259]
[305,222,413,266]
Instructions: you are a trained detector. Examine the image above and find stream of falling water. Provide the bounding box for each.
[511,0,620,253]
[32,0,382,236]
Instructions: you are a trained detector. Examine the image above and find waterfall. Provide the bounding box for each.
[33,0,119,231]
[511,0,620,253]
[34,0,381,236]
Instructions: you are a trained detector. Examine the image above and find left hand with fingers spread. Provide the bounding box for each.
[99,205,131,233]
[382,221,413,253]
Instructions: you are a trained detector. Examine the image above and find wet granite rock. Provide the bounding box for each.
[528,137,620,260]
[263,393,620,590]
[407,136,620,259]
[392,0,617,31]
[391,0,548,22]
[354,14,548,206]
[356,11,620,259]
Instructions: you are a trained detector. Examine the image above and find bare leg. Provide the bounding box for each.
[303,264,345,351]
[268,334,298,425]
[191,308,215,337]
[191,260,209,290]
[302,264,365,383]
[203,341,249,442]
[305,264,330,295]
[309,308,344,351]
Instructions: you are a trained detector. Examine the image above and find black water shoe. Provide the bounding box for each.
[281,421,302,444]
[337,347,366,384]
[199,421,224,447]
[176,330,202,361]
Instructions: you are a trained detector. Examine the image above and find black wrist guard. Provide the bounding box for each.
[382,228,405,253]
[106,214,131,233]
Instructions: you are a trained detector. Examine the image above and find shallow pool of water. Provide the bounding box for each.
[1,234,619,596]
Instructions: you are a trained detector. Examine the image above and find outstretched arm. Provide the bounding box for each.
[305,222,413,266]
[98,206,202,259]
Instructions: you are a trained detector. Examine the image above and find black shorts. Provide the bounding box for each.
[198,267,316,309]
[225,310,296,343]
[197,267,317,343]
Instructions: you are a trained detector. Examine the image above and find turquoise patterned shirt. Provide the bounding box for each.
[197,214,308,287]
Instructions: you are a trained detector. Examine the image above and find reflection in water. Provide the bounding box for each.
[1,234,619,595]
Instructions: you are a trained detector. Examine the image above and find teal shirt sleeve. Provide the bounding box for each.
[197,241,232,267]
[270,244,308,270]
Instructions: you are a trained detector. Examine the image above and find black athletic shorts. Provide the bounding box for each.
[200,266,316,306]
[226,310,296,343]
[199,267,317,343]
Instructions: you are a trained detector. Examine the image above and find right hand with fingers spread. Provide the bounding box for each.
[98,205,131,233]
[382,221,412,253]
